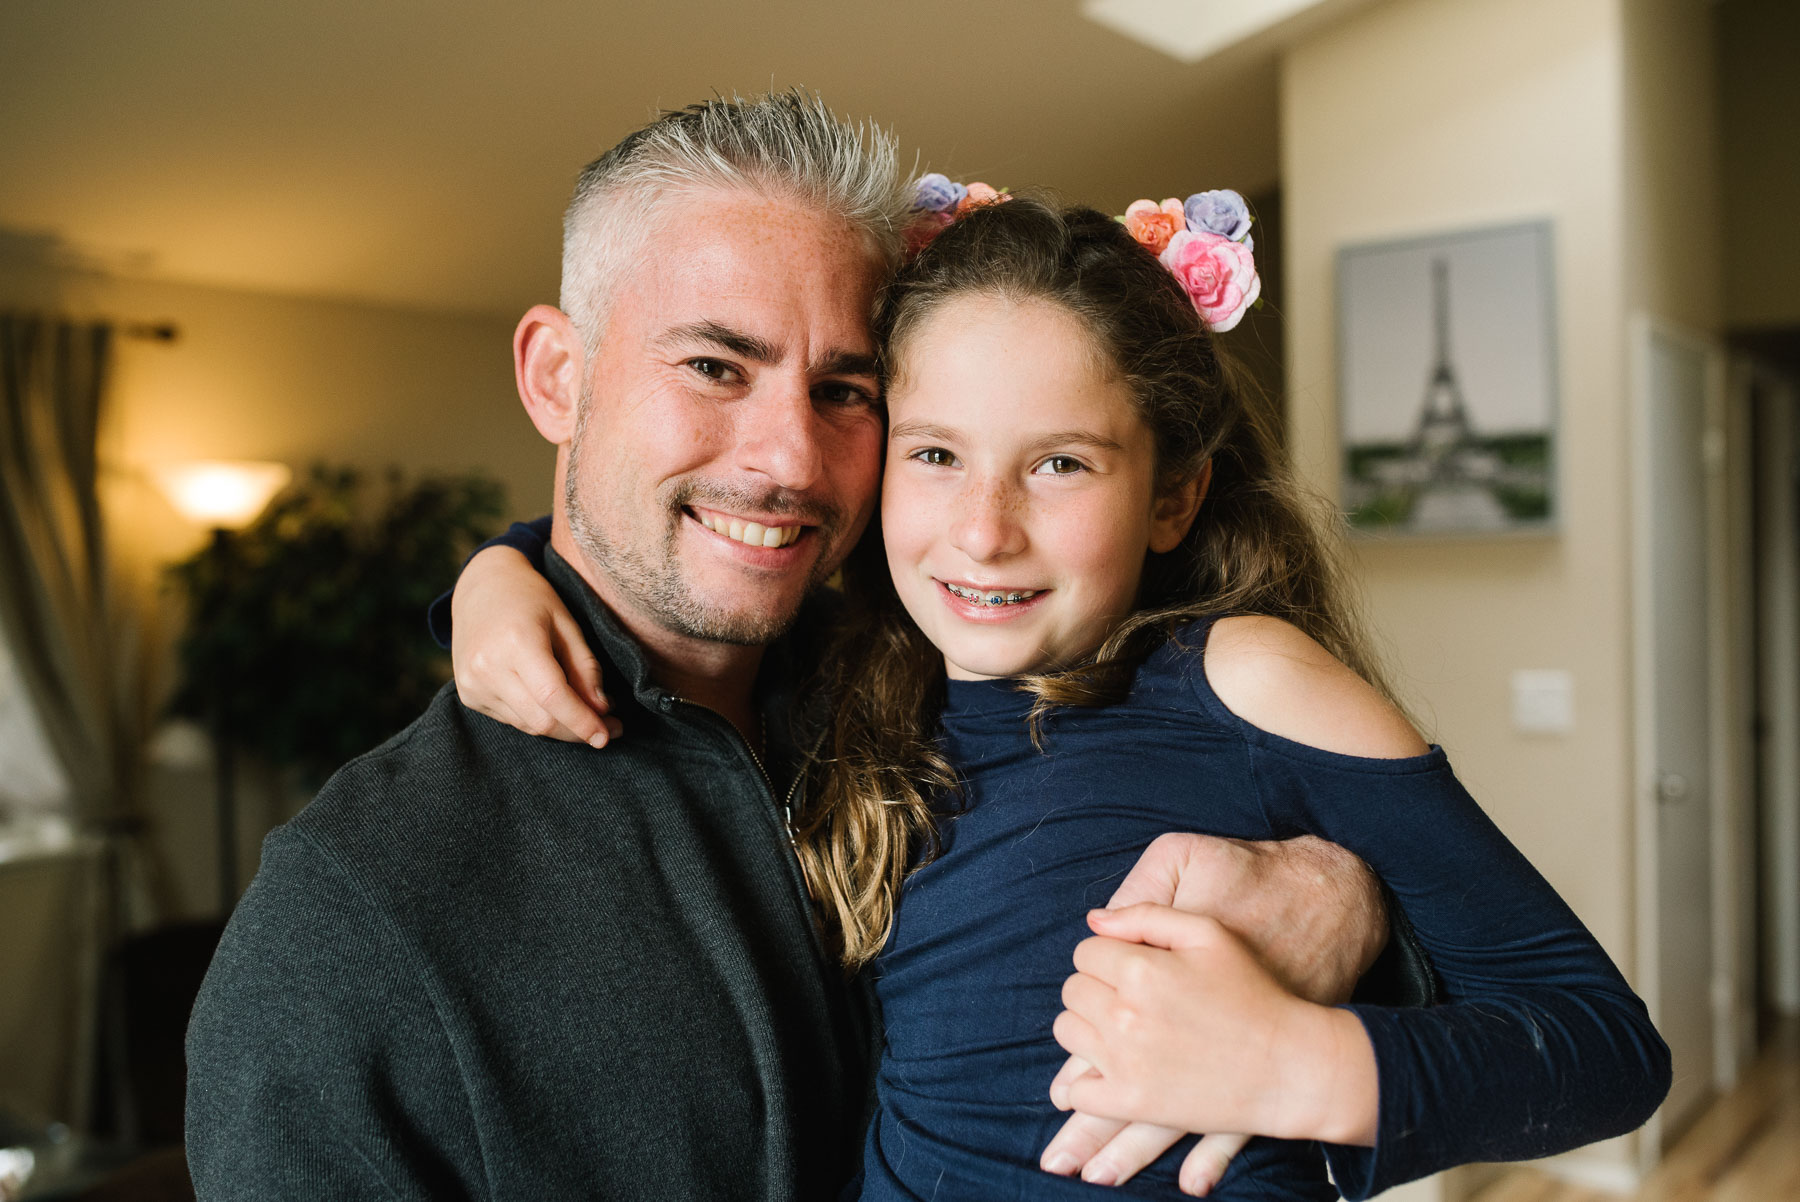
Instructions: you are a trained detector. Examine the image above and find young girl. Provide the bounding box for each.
[441,195,1668,1199]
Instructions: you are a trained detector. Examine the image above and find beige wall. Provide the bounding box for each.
[0,262,550,919]
[1283,0,1744,1188]
[1280,0,1637,1184]
[1283,0,1631,940]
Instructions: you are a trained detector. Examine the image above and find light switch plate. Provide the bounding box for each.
[1512,669,1575,734]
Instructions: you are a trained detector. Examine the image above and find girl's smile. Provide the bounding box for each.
[881,295,1199,681]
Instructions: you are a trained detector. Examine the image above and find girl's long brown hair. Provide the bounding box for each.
[791,197,1393,971]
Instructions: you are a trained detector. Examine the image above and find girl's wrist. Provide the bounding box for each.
[1267,1002,1379,1146]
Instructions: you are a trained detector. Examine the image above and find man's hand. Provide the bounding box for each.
[451,546,621,747]
[1100,832,1388,1001]
[1039,832,1387,1193]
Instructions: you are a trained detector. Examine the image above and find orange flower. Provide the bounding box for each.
[1122,198,1186,255]
[954,182,1006,215]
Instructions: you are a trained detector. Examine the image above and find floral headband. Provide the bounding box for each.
[905,173,1011,255]
[1119,190,1260,333]
[906,174,1260,334]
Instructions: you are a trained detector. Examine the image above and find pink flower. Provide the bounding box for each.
[1159,230,1260,332]
[903,210,955,256]
[1122,198,1186,255]
[954,182,1005,215]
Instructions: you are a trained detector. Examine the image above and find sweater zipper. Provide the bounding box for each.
[659,693,798,838]
[661,692,835,968]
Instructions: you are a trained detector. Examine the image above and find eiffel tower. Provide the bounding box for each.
[1407,257,1478,478]
[1392,256,1510,529]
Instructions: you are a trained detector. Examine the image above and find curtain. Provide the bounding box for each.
[0,314,138,831]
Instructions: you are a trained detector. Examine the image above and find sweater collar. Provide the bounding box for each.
[543,545,671,710]
[541,544,827,753]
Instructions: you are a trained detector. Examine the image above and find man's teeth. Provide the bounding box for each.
[696,511,802,548]
[944,583,1039,606]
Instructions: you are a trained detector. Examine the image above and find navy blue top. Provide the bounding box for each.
[857,620,1667,1201]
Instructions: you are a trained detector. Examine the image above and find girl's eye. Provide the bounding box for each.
[1035,455,1088,476]
[911,447,958,468]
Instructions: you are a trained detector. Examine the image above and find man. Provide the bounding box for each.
[186,92,1394,1200]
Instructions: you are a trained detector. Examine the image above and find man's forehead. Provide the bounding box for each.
[628,187,880,289]
[614,224,878,352]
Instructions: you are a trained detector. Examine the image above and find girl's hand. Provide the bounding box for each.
[1039,830,1383,1192]
[450,546,621,747]
[1051,904,1377,1148]
[1038,1102,1248,1197]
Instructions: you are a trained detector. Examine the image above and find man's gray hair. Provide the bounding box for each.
[561,90,911,351]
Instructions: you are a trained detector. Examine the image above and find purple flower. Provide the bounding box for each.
[914,172,967,213]
[1184,189,1253,242]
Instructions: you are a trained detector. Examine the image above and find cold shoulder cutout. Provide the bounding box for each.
[1202,614,1428,760]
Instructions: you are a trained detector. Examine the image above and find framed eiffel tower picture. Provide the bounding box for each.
[1337,220,1558,535]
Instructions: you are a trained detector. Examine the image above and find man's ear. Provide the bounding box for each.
[1149,459,1211,553]
[514,305,585,445]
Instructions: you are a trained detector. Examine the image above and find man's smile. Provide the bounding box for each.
[687,504,808,549]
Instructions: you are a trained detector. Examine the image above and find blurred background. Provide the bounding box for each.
[0,0,1795,1198]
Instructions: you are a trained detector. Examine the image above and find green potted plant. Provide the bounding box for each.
[166,464,504,787]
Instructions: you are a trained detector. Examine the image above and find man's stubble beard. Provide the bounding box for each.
[563,387,848,648]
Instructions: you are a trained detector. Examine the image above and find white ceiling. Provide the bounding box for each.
[0,1,1353,319]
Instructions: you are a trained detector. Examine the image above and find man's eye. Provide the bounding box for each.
[1035,455,1087,476]
[688,358,737,382]
[911,447,958,468]
[814,381,876,408]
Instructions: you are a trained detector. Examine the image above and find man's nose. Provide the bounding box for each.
[949,477,1028,563]
[733,379,826,491]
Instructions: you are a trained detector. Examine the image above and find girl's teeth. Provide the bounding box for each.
[946,583,1038,606]
[697,511,799,548]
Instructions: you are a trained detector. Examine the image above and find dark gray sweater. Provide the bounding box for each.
[186,550,872,1200]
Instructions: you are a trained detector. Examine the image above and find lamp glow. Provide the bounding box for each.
[155,460,292,530]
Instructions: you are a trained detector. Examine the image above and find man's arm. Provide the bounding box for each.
[186,825,484,1200]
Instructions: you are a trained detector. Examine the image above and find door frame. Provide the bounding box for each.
[1747,359,1800,1019]
[1629,313,1736,1166]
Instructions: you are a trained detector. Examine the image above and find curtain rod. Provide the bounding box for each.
[1,315,181,343]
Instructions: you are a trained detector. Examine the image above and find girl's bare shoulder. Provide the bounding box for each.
[1202,615,1428,759]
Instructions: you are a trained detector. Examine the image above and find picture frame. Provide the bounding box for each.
[1336,220,1559,535]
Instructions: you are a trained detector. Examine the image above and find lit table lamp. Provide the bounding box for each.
[153,460,291,911]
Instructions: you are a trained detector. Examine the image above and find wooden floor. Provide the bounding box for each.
[1470,1021,1800,1202]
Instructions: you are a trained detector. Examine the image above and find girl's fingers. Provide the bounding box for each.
[1039,1110,1127,1175]
[1047,1053,1094,1110]
[519,666,609,745]
[1060,966,1115,1019]
[1180,1132,1252,1196]
[1087,904,1227,953]
[550,611,613,718]
[1071,932,1155,985]
[1079,1120,1189,1188]
[1050,1008,1106,1072]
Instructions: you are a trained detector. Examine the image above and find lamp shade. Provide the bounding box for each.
[154,460,292,530]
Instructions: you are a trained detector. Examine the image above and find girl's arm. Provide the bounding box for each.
[1054,616,1669,1199]
[430,516,620,746]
